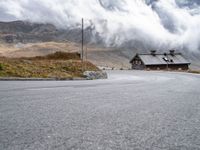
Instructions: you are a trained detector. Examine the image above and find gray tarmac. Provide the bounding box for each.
[0,71,200,150]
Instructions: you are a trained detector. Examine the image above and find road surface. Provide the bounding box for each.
[0,71,200,150]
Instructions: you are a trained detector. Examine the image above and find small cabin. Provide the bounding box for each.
[130,50,190,71]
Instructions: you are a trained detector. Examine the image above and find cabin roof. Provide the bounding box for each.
[130,53,190,65]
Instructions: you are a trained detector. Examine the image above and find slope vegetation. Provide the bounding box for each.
[0,52,99,79]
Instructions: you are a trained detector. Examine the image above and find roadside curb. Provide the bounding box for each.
[0,77,86,81]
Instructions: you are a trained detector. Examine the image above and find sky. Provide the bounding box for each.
[0,0,200,52]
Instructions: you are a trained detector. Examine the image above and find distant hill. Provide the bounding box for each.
[0,21,131,69]
[0,20,100,44]
[0,41,131,69]
[0,20,199,70]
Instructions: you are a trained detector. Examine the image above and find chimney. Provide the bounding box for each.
[150,50,156,56]
[169,50,175,56]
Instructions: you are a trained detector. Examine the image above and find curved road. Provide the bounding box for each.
[0,71,200,150]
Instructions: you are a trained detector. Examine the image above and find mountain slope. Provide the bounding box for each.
[0,21,199,69]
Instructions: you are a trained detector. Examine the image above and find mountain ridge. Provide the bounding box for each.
[0,20,199,69]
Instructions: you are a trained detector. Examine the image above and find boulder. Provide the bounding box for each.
[83,71,108,80]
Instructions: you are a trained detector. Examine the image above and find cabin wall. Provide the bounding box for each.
[145,65,166,70]
[131,58,145,70]
[145,64,189,71]
[168,64,189,70]
[131,64,145,70]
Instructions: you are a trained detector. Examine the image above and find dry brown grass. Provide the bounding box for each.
[0,52,99,79]
[188,70,200,74]
[0,41,131,69]
[0,41,80,57]
[0,42,18,54]
[21,51,81,60]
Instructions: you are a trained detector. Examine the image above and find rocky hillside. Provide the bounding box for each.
[0,21,199,69]
[0,21,101,44]
[0,21,131,69]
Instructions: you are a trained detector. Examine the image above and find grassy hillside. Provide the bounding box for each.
[0,52,99,79]
[0,41,131,69]
[0,41,80,57]
[1,41,198,70]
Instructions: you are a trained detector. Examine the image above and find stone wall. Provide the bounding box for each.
[83,71,108,80]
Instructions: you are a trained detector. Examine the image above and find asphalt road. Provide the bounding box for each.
[0,71,200,150]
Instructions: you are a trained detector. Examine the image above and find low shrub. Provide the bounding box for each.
[45,51,81,60]
[188,70,200,74]
[0,63,3,71]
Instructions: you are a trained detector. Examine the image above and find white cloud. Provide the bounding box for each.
[0,0,199,52]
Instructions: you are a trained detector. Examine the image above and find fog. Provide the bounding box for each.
[0,0,200,52]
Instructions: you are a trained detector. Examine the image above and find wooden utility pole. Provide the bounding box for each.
[85,44,88,71]
[85,45,88,61]
[81,18,84,63]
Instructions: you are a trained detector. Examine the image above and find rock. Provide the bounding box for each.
[83,71,108,80]
[23,60,32,64]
